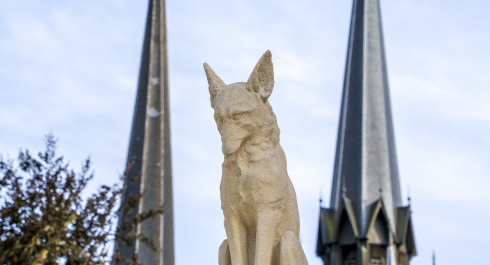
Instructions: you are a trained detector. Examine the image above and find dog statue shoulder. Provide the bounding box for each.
[204,50,309,265]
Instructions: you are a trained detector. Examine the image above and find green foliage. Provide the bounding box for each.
[0,135,161,264]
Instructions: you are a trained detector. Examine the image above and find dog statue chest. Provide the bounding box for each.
[220,150,287,208]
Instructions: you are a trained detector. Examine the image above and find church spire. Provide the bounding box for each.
[329,0,401,236]
[317,0,416,264]
[114,0,174,264]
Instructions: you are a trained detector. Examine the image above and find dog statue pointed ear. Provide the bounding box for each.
[204,63,226,108]
[247,50,274,102]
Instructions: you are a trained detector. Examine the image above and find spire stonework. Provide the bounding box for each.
[316,1,416,264]
[114,0,174,264]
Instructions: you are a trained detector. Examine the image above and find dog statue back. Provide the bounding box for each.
[204,50,308,265]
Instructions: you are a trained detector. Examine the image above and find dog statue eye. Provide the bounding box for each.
[232,113,244,120]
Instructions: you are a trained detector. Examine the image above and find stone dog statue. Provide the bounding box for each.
[204,51,308,265]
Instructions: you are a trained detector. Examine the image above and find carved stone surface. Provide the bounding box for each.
[204,51,308,265]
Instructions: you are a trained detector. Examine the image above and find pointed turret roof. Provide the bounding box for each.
[329,0,402,236]
[114,0,174,264]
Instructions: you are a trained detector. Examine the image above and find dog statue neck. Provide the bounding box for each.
[246,120,280,158]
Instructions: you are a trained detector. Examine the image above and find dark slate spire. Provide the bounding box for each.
[329,0,401,236]
[317,1,416,264]
[114,0,174,264]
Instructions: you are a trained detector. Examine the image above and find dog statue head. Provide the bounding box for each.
[204,51,278,156]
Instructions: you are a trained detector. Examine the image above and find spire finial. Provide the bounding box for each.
[407,186,412,206]
[319,188,323,206]
[432,250,436,265]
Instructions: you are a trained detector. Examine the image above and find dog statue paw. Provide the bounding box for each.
[204,50,309,265]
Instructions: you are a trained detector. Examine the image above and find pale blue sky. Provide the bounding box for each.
[1,1,489,264]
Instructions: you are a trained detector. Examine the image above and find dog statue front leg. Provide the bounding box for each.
[278,231,308,265]
[254,211,279,265]
[224,216,248,265]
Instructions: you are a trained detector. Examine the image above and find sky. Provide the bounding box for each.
[1,0,489,264]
